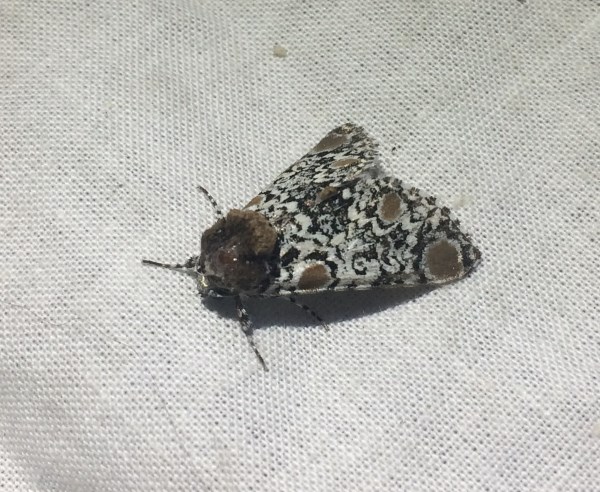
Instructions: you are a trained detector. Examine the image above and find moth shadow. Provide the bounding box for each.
[202,285,436,331]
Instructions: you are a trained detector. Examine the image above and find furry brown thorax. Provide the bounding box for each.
[198,209,279,296]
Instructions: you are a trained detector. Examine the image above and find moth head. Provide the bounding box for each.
[197,209,279,296]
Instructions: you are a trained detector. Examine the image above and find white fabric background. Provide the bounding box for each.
[1,1,598,490]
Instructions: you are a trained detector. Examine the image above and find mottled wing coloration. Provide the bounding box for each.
[244,123,481,296]
[143,123,481,369]
[243,123,379,225]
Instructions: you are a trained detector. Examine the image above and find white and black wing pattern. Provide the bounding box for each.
[270,174,481,295]
[243,123,379,224]
[144,123,480,368]
[244,123,480,296]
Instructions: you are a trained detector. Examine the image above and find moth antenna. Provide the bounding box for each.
[197,185,224,219]
[141,257,198,270]
[286,296,329,331]
[235,296,267,371]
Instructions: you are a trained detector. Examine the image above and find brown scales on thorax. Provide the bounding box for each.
[200,209,279,295]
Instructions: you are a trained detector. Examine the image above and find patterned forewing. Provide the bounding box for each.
[267,175,480,295]
[243,123,379,225]
[243,123,480,296]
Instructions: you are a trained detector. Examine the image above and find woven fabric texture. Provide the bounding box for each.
[1,1,599,490]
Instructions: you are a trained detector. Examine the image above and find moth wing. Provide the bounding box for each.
[243,123,379,224]
[265,175,481,295]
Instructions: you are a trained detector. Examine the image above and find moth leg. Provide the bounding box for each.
[142,256,199,270]
[286,296,329,331]
[235,295,267,371]
[197,185,224,219]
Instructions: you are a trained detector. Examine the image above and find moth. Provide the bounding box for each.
[143,123,481,369]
